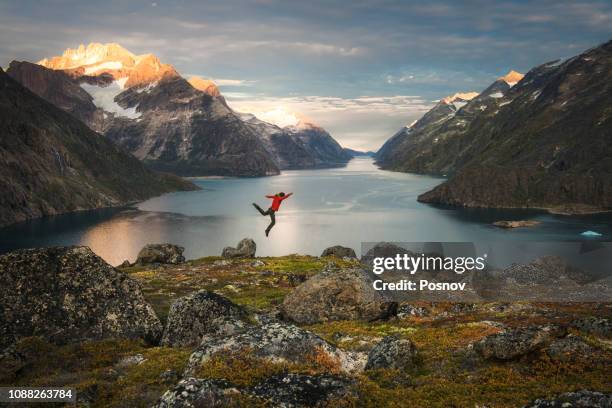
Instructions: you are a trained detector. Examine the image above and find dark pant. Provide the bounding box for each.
[253,203,276,234]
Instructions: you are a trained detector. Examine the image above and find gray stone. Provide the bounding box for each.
[523,390,611,408]
[0,246,163,348]
[222,238,256,258]
[571,317,611,338]
[474,325,566,360]
[321,245,357,259]
[161,290,248,347]
[397,304,429,318]
[184,322,366,376]
[136,243,185,265]
[155,378,241,408]
[365,335,418,370]
[546,335,596,363]
[281,265,397,324]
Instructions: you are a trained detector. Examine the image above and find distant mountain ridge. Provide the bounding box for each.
[8,42,350,176]
[377,40,612,214]
[0,68,196,227]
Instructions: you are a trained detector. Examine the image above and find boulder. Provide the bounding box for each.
[571,317,611,338]
[397,304,430,318]
[321,245,357,259]
[361,242,412,266]
[155,378,240,408]
[281,265,397,324]
[0,247,163,348]
[546,335,596,363]
[499,256,591,285]
[523,390,611,408]
[365,335,418,370]
[136,244,185,265]
[474,325,566,360]
[184,322,366,376]
[251,373,356,407]
[222,238,256,258]
[161,290,248,347]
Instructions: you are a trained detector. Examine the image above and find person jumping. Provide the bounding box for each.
[253,192,293,237]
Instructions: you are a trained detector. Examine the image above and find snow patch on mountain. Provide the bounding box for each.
[80,81,141,119]
[489,92,504,98]
[84,61,123,75]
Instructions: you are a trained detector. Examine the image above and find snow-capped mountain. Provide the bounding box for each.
[8,42,350,176]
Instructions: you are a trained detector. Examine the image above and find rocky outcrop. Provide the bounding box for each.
[0,68,196,227]
[378,41,612,214]
[155,374,356,408]
[161,290,247,347]
[523,390,612,408]
[365,335,418,370]
[493,220,541,229]
[222,238,256,258]
[184,322,366,376]
[546,335,597,363]
[0,246,163,348]
[136,244,185,265]
[251,373,356,407]
[360,242,412,266]
[474,325,565,360]
[281,264,397,324]
[321,245,357,258]
[498,256,591,285]
[571,317,611,338]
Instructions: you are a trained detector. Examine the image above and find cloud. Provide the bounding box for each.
[225,93,433,151]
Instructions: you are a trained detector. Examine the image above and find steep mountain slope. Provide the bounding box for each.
[379,41,612,213]
[0,68,197,227]
[9,43,350,176]
[240,114,351,169]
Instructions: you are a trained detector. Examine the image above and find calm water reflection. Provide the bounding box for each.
[0,158,610,265]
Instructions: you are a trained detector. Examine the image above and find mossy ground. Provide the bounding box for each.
[4,256,611,407]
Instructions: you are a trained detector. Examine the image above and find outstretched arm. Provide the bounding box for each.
[281,192,293,200]
[265,195,275,198]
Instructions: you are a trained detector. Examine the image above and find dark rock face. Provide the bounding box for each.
[571,317,611,338]
[222,238,256,258]
[365,335,418,370]
[155,378,239,408]
[161,290,247,347]
[184,322,366,375]
[251,373,356,407]
[321,245,357,258]
[0,246,163,349]
[523,390,612,408]
[378,41,612,214]
[0,68,196,228]
[474,325,566,360]
[136,243,185,265]
[281,265,397,324]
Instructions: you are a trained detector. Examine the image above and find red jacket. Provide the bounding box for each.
[267,193,292,211]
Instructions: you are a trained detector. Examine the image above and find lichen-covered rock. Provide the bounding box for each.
[546,335,597,363]
[571,317,611,338]
[281,265,397,324]
[161,290,248,347]
[499,256,591,284]
[0,246,163,348]
[361,242,412,266]
[523,390,612,408]
[474,325,566,360]
[365,335,418,370]
[397,304,429,318]
[136,243,185,265]
[251,373,356,407]
[154,378,241,408]
[184,322,366,375]
[222,238,256,258]
[321,245,357,259]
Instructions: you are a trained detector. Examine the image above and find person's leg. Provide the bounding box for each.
[265,210,276,236]
[252,203,266,216]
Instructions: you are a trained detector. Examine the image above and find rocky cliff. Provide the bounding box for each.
[9,42,350,176]
[0,68,196,227]
[377,40,612,213]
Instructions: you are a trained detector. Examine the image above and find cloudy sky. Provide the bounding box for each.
[1,0,611,150]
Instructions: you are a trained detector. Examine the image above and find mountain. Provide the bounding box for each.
[378,40,612,214]
[343,148,376,158]
[8,42,349,176]
[0,68,197,227]
[240,114,351,169]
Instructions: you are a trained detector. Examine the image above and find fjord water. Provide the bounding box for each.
[1,158,610,266]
